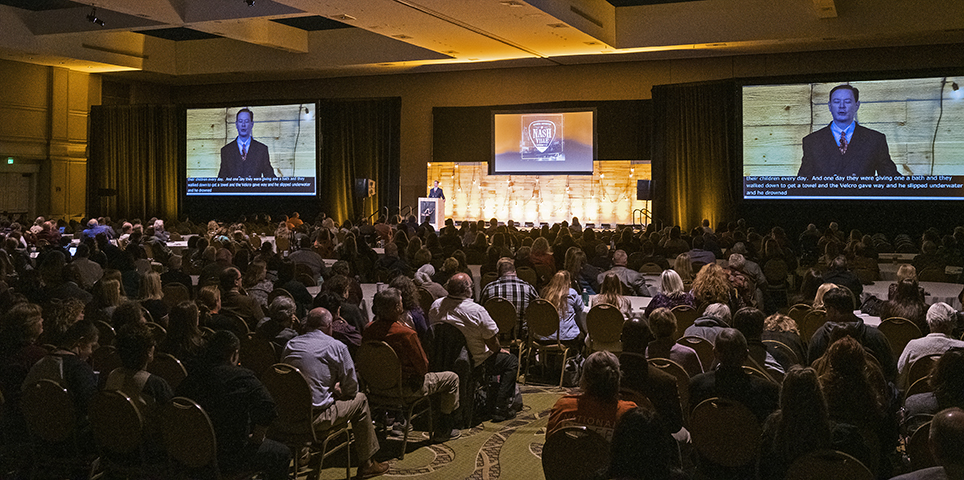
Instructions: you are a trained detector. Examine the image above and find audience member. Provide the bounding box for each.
[597,250,650,296]
[539,270,586,345]
[547,351,637,441]
[479,257,539,334]
[897,303,964,390]
[646,307,702,378]
[681,303,731,344]
[644,269,695,317]
[807,287,896,381]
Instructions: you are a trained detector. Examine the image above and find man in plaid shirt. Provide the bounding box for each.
[479,257,540,334]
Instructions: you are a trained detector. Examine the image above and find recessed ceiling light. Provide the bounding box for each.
[547,23,568,28]
[333,14,356,21]
[500,1,524,6]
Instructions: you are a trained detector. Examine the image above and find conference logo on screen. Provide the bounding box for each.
[522,114,564,162]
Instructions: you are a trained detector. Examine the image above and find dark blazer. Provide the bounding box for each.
[797,124,899,177]
[219,138,274,178]
[428,186,445,199]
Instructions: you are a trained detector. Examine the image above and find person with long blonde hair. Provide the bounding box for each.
[674,253,694,283]
[644,269,695,317]
[540,270,585,342]
[590,272,632,319]
[812,282,837,310]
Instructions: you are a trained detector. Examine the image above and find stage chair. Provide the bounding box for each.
[261,363,352,480]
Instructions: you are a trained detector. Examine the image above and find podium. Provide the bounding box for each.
[418,197,444,231]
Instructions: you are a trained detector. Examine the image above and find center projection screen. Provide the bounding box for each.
[185,104,317,196]
[742,76,964,200]
[492,109,595,175]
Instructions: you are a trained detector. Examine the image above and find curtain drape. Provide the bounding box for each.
[319,98,401,225]
[88,105,180,221]
[652,81,738,230]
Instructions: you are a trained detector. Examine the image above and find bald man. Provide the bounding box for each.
[282,308,388,479]
[597,249,651,296]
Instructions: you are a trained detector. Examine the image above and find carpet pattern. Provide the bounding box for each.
[312,384,571,480]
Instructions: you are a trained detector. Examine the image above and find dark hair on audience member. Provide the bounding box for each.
[621,318,654,354]
[931,348,964,409]
[59,319,98,350]
[372,288,402,319]
[607,407,681,480]
[829,84,859,102]
[822,287,854,313]
[772,367,832,466]
[115,323,155,370]
[218,267,242,291]
[648,308,677,339]
[205,330,240,363]
[0,302,43,353]
[581,351,621,401]
[112,301,145,330]
[323,275,350,298]
[163,300,205,359]
[732,307,766,340]
[389,276,420,312]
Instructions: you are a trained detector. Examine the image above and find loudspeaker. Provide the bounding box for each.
[636,180,651,201]
[354,178,375,198]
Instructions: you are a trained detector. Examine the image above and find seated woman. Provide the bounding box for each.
[690,263,732,309]
[139,272,169,329]
[547,351,637,441]
[607,407,687,480]
[530,237,555,271]
[673,253,694,285]
[159,301,207,372]
[811,282,838,311]
[106,323,173,411]
[762,313,806,369]
[590,273,632,319]
[539,271,586,346]
[881,278,929,335]
[645,307,702,378]
[644,269,695,317]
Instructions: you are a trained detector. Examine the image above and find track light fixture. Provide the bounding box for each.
[87,8,105,26]
[244,0,255,6]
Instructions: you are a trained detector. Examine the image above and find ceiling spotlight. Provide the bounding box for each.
[87,8,105,26]
[244,0,255,5]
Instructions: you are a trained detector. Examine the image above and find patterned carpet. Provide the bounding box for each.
[310,384,570,480]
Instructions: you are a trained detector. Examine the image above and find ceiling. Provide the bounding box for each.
[0,0,961,85]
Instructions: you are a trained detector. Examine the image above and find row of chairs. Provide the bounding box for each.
[788,303,926,357]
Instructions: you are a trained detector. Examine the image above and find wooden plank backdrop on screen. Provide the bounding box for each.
[426,160,651,226]
[185,105,316,178]
[743,77,964,176]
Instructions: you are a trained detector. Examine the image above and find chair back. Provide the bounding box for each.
[763,258,789,285]
[296,273,317,287]
[670,305,699,340]
[787,303,811,326]
[677,335,715,372]
[906,353,942,390]
[784,449,873,480]
[161,397,219,470]
[260,363,315,437]
[146,352,188,390]
[239,336,280,378]
[417,287,435,317]
[541,426,610,480]
[907,421,938,472]
[22,379,76,443]
[585,303,624,353]
[275,235,291,253]
[516,267,538,287]
[89,390,145,454]
[356,341,403,395]
[638,262,663,275]
[145,321,167,346]
[918,268,948,282]
[647,357,690,423]
[878,317,922,357]
[526,299,563,340]
[690,397,761,468]
[480,272,499,291]
[534,264,555,287]
[762,339,800,368]
[904,376,933,403]
[800,309,827,344]
[95,320,116,347]
[91,345,123,389]
[484,297,520,340]
[162,283,191,308]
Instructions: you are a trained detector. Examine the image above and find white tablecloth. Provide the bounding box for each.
[863,281,963,310]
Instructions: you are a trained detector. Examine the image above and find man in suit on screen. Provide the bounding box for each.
[797,84,900,178]
[219,108,275,178]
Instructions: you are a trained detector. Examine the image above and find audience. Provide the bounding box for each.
[547,351,637,441]
[644,269,695,317]
[590,272,633,319]
[646,307,702,378]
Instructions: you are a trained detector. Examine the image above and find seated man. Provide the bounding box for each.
[175,331,291,480]
[105,323,173,411]
[547,351,638,442]
[282,308,388,479]
[597,250,651,297]
[682,303,731,345]
[363,288,460,441]
[429,273,520,422]
[807,286,896,381]
[688,328,780,423]
[897,302,964,390]
[218,266,265,330]
[478,257,539,334]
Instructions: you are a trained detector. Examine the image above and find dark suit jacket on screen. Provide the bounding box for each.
[797,124,899,177]
[219,138,275,178]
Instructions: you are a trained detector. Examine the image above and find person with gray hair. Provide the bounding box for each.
[282,307,388,478]
[682,302,731,344]
[429,273,519,422]
[896,302,964,390]
[256,295,299,347]
[546,351,638,442]
[597,249,651,296]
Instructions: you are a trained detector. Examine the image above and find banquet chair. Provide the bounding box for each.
[524,299,572,387]
[784,449,873,480]
[516,266,538,289]
[689,397,761,470]
[905,353,942,391]
[787,303,811,327]
[417,287,435,318]
[147,352,189,390]
[799,309,827,346]
[906,421,938,472]
[89,390,158,478]
[239,335,281,378]
[670,305,699,341]
[22,380,99,480]
[646,356,690,425]
[261,363,352,480]
[161,397,261,480]
[878,317,922,358]
[484,297,524,380]
[762,338,800,368]
[541,426,610,480]
[585,303,624,354]
[162,282,192,308]
[677,335,715,372]
[356,341,433,459]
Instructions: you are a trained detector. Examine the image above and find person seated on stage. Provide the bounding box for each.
[479,257,539,334]
[363,288,461,442]
[597,250,651,297]
[547,350,638,442]
[282,308,388,478]
[177,331,292,480]
[646,307,702,378]
[644,269,696,317]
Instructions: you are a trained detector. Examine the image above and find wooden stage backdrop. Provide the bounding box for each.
[743,76,964,176]
[426,160,651,227]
